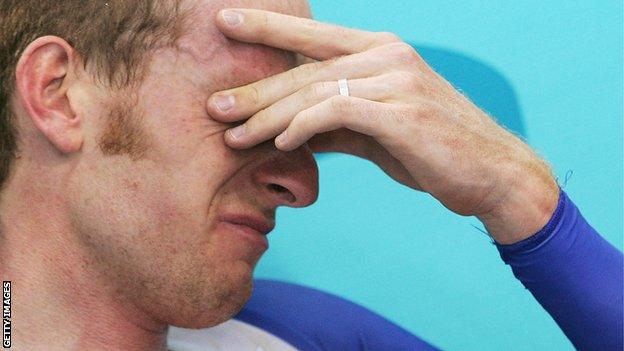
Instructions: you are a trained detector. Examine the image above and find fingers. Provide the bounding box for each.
[216,9,401,61]
[223,74,404,149]
[275,96,396,152]
[207,43,413,122]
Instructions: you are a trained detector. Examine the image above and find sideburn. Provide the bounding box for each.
[98,96,150,160]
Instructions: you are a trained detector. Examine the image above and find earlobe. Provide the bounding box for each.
[15,36,83,154]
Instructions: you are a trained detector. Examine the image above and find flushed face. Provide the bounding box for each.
[66,0,317,328]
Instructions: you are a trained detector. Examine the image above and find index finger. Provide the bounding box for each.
[216,8,400,60]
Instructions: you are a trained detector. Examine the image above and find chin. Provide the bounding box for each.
[164,271,255,329]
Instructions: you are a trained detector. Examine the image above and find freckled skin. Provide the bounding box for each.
[67,0,316,330]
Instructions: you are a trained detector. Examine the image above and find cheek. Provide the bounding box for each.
[67,112,260,327]
[67,165,254,328]
[137,90,244,200]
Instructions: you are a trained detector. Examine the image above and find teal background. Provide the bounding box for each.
[255,1,623,350]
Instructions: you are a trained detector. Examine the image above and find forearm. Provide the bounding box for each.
[496,189,623,350]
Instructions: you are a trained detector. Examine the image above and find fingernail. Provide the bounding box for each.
[275,131,288,146]
[229,125,246,140]
[213,95,235,113]
[221,10,243,26]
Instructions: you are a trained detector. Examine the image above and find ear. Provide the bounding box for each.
[15,36,83,154]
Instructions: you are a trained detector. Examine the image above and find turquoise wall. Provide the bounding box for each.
[256,1,623,350]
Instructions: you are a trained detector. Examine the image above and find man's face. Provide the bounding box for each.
[66,0,317,328]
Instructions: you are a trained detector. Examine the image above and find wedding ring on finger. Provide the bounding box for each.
[338,78,350,97]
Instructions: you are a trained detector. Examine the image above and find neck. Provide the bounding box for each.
[0,181,169,351]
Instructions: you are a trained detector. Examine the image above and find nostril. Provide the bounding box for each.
[267,184,286,193]
[266,183,296,203]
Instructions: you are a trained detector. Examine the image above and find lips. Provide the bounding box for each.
[218,213,275,236]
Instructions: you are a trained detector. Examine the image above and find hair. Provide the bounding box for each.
[0,0,186,189]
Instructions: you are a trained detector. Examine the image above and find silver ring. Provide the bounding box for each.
[338,78,350,97]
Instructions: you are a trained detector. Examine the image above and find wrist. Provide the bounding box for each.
[478,161,560,244]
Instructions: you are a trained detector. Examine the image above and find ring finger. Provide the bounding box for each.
[224,73,406,148]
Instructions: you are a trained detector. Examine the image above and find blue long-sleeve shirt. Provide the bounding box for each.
[168,189,623,350]
[496,189,623,350]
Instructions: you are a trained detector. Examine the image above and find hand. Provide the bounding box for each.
[207,9,559,244]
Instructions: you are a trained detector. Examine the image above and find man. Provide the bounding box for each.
[0,1,621,350]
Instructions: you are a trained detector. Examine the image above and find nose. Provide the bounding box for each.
[253,145,319,208]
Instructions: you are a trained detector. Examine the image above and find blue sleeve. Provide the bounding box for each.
[235,279,440,351]
[496,189,623,350]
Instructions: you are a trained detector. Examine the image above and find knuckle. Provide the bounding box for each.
[389,42,419,61]
[300,18,319,38]
[376,31,403,44]
[257,11,270,36]
[329,95,350,114]
[319,80,335,91]
[299,84,316,103]
[253,108,271,125]
[292,110,309,129]
[304,82,330,101]
[389,70,412,85]
[394,71,424,93]
[292,109,304,122]
[319,81,337,96]
[245,85,262,105]
[291,61,321,82]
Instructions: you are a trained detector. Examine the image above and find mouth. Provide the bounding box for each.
[217,213,275,250]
